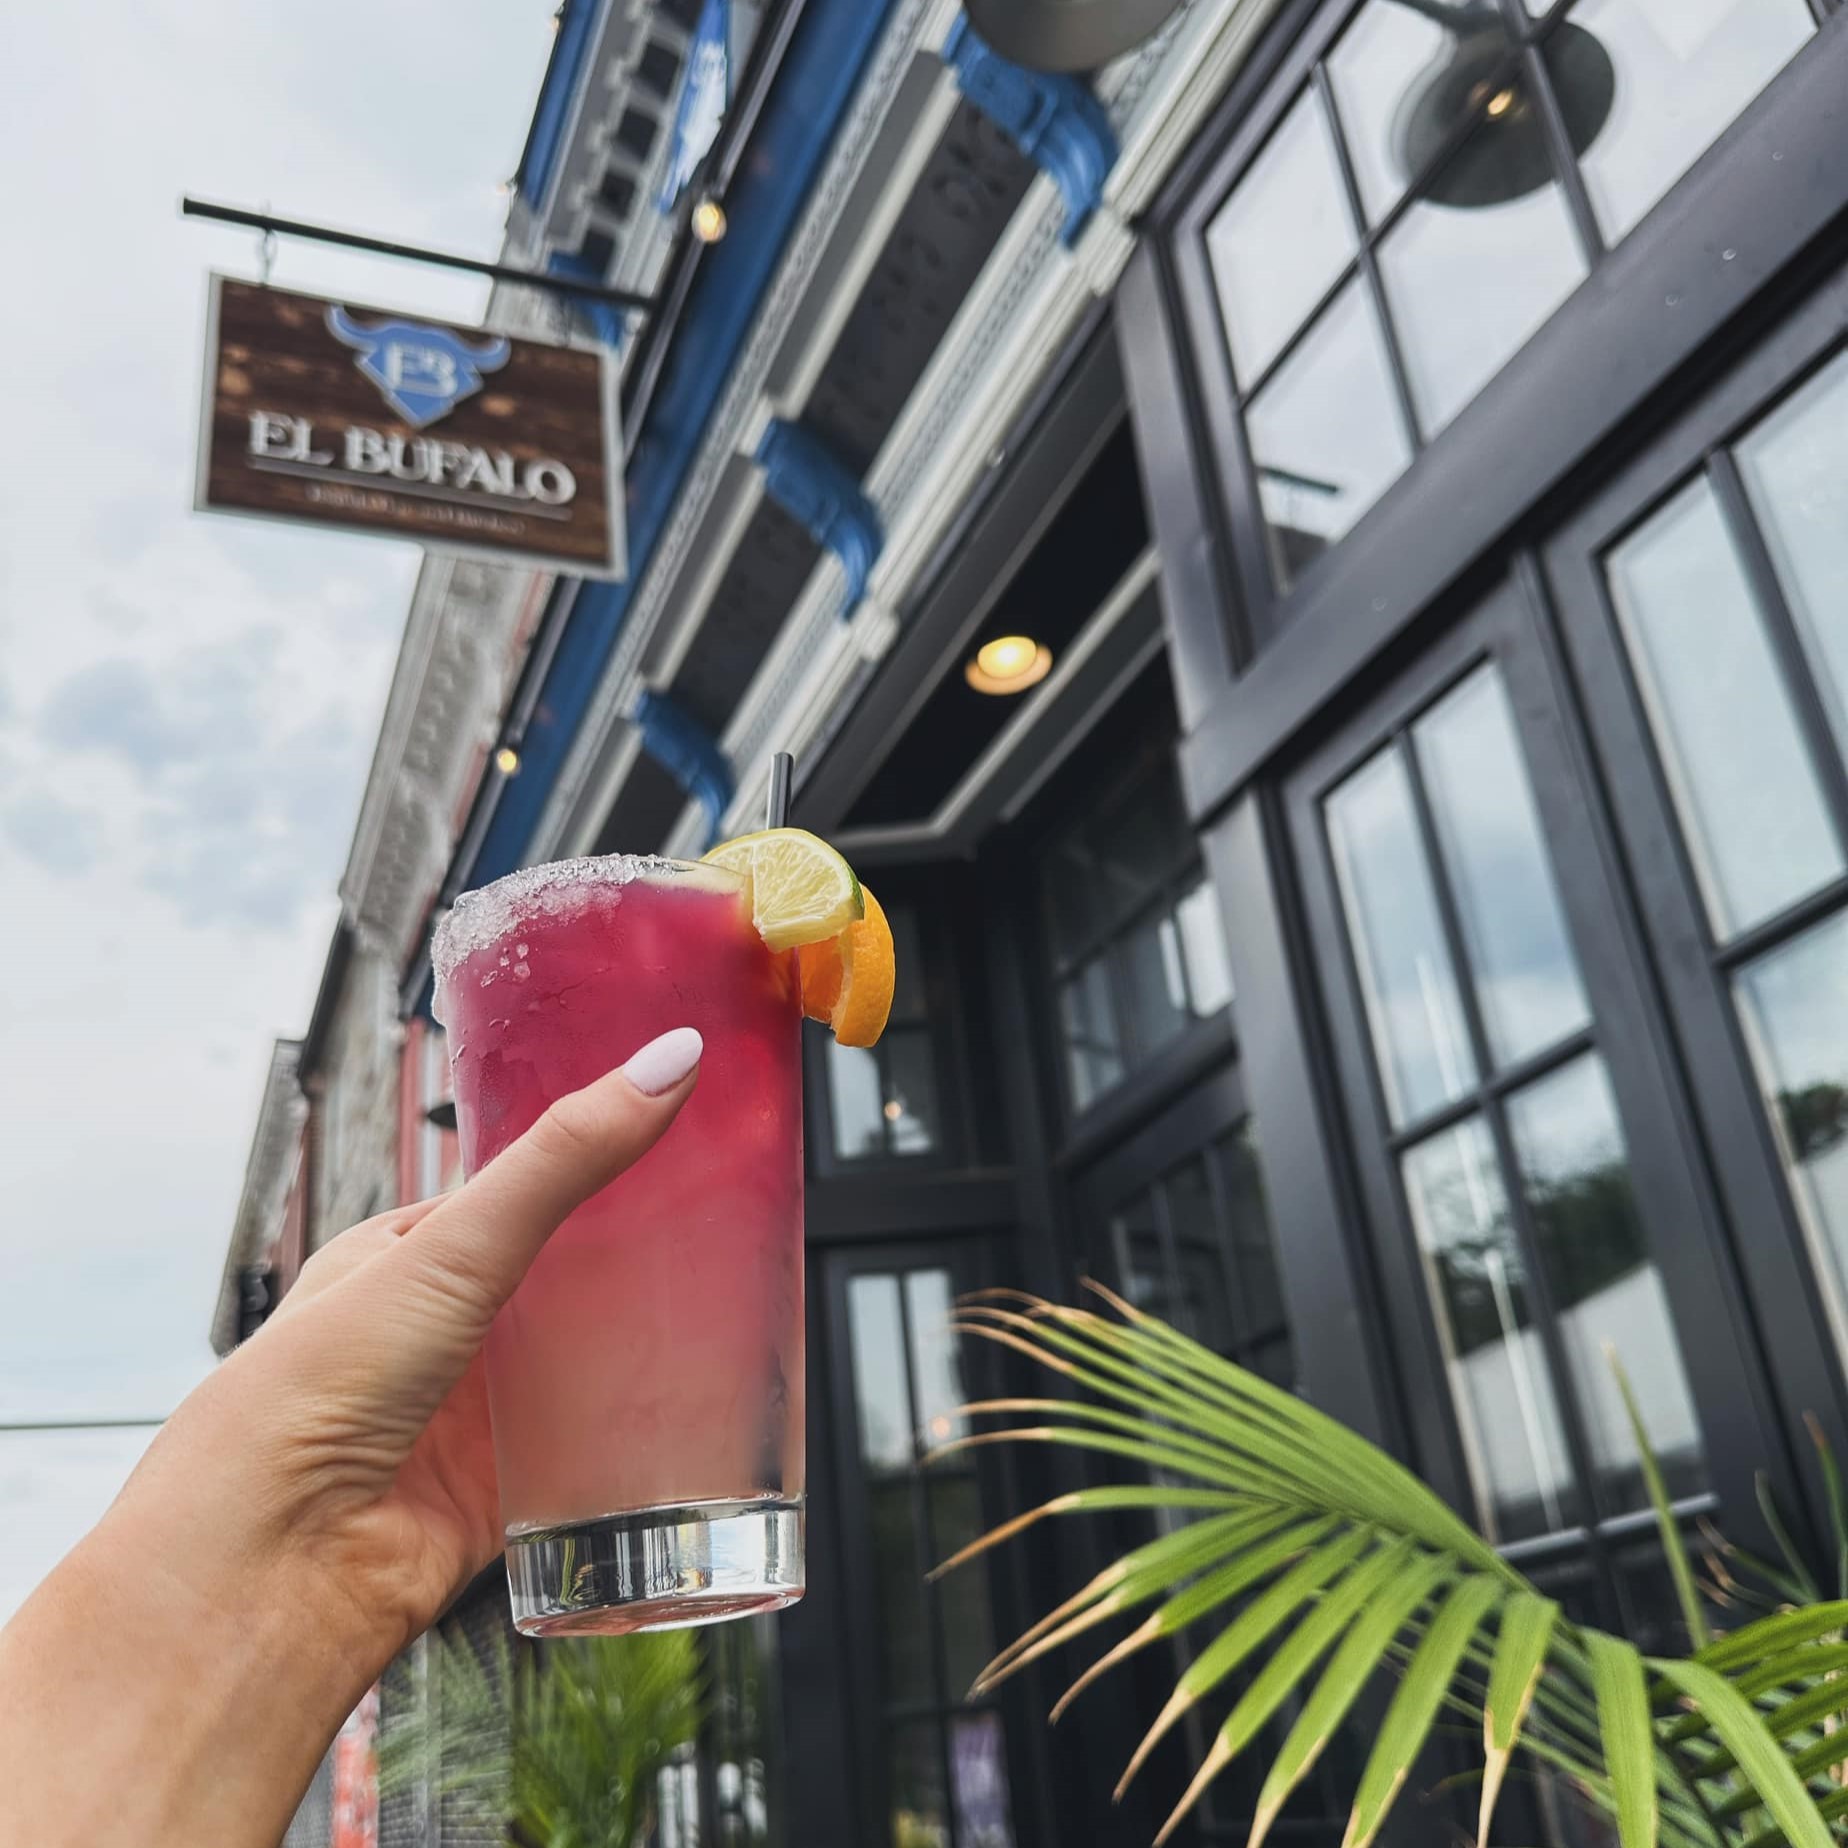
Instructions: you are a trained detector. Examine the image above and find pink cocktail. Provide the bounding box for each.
[433,855,804,1635]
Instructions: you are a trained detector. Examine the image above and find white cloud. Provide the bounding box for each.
[0,0,558,1615]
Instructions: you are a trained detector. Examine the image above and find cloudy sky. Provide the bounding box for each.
[0,2,556,1620]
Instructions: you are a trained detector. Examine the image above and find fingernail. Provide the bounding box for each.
[620,1026,703,1097]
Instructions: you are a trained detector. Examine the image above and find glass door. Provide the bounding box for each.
[1546,260,1848,1460]
[1286,579,1782,1639]
[822,1242,1036,1848]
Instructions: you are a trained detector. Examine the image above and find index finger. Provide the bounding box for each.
[289,1027,703,1428]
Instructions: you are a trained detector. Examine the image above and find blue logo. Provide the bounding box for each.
[325,306,512,429]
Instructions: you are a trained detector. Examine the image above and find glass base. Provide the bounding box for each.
[504,1497,804,1636]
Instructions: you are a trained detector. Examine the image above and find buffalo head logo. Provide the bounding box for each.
[326,307,512,429]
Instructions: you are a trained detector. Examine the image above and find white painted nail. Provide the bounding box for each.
[620,1026,704,1097]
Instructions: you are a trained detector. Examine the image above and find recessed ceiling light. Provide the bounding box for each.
[965,634,1053,697]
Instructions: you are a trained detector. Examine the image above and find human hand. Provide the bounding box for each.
[0,1026,703,1848]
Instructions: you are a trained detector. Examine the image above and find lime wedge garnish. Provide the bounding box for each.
[703,828,864,952]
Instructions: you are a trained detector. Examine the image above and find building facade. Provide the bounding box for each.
[217,0,1848,1843]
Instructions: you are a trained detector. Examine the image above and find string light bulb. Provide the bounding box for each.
[690,198,727,245]
[495,746,521,776]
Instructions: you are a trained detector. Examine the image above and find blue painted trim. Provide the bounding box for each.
[634,689,735,846]
[754,419,882,609]
[942,16,1118,246]
[519,0,602,207]
[465,0,901,889]
[545,248,627,349]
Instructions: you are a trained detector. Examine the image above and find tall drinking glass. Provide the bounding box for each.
[433,854,804,1635]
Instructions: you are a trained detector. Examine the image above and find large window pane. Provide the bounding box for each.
[883,1031,941,1158]
[826,1042,886,1161]
[905,1270,967,1456]
[1507,1055,1708,1516]
[1739,347,1848,764]
[1608,476,1842,938]
[1737,913,1848,1361]
[1327,746,1477,1127]
[1416,668,1591,1067]
[1121,905,1191,1061]
[1325,0,1471,228]
[849,1276,914,1474]
[1566,0,1813,245]
[1058,958,1123,1111]
[1247,280,1412,593]
[1206,88,1355,389]
[1403,1116,1578,1540]
[1376,105,1587,439]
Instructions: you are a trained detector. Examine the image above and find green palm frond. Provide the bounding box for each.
[935,1286,1848,1848]
[377,1624,704,1848]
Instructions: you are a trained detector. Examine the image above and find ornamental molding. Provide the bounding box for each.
[545,0,1282,862]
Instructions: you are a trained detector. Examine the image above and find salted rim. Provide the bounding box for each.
[430,854,745,995]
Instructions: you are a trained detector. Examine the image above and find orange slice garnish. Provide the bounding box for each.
[798,886,896,1048]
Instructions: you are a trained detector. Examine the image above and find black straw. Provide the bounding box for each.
[765,752,793,830]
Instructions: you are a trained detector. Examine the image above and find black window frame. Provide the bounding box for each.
[1283,574,1790,1630]
[803,883,972,1179]
[1544,253,1848,1465]
[1167,0,1833,654]
[1030,693,1237,1131]
[820,1237,1049,1848]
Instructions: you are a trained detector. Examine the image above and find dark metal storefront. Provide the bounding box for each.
[1123,0,1848,1661]
[774,7,1848,1843]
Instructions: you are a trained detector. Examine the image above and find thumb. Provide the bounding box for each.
[299,1026,703,1430]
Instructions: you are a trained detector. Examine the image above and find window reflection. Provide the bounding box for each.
[1326,744,1477,1127]
[1377,106,1586,438]
[1215,0,1817,601]
[1737,914,1848,1364]
[1206,88,1355,388]
[821,902,943,1166]
[1043,747,1233,1115]
[1607,476,1842,939]
[1567,0,1812,245]
[1246,280,1412,591]
[1506,1055,1708,1515]
[1739,347,1848,765]
[1404,1116,1577,1541]
[843,1265,1016,1848]
[1416,669,1591,1066]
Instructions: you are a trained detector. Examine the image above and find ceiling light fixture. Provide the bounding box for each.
[1389,0,1614,210]
[965,634,1054,696]
[690,198,727,245]
[495,745,522,776]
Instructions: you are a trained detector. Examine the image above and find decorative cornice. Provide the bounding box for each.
[528,0,946,858]
[941,16,1119,245]
[754,419,884,610]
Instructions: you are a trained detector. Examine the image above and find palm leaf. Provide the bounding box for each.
[936,1290,1845,1848]
[1481,1593,1560,1845]
[1656,1659,1836,1848]
[1609,1344,1709,1650]
[1587,1628,1657,1848]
